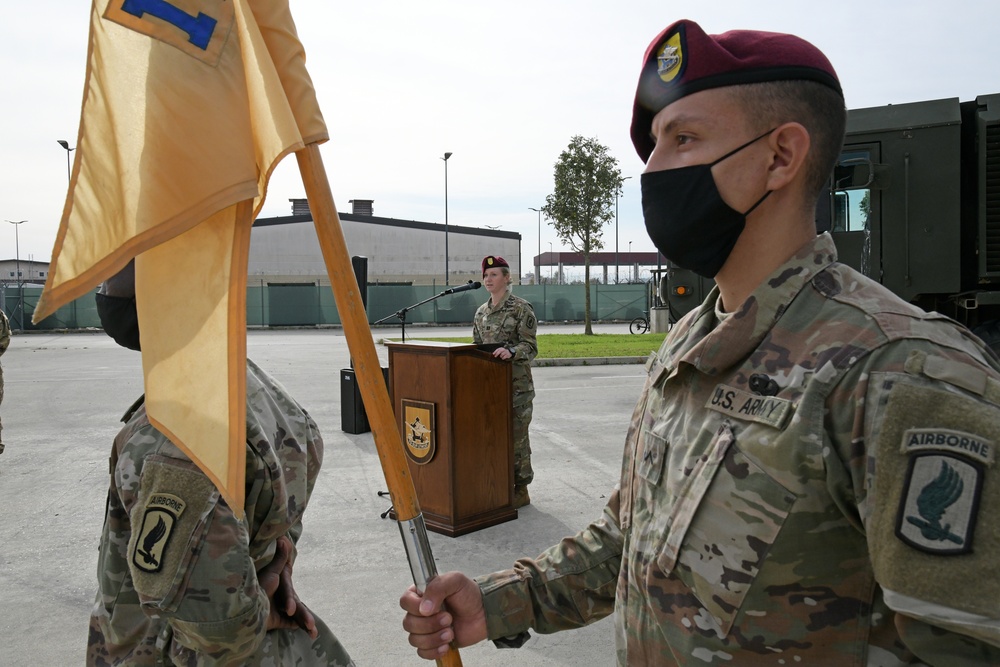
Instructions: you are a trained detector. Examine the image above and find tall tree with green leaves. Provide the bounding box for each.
[542,136,623,334]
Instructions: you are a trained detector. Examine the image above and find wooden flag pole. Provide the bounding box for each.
[296,143,463,667]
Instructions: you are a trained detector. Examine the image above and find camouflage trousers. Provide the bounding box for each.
[513,396,533,487]
[88,612,355,666]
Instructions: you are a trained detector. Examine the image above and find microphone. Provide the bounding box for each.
[443,280,482,295]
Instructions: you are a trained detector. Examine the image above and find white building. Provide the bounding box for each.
[1,199,522,294]
[0,258,49,286]
[249,199,522,286]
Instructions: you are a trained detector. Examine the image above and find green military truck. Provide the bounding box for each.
[660,93,1000,349]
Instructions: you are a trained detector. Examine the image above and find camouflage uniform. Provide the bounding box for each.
[473,290,538,487]
[0,309,9,454]
[476,233,1000,665]
[88,359,354,666]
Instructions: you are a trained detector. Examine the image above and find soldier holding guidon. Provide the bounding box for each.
[401,19,1000,665]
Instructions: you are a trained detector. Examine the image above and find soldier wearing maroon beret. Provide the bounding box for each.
[402,20,1000,665]
[473,255,538,508]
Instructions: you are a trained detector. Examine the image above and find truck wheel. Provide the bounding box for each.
[972,320,1000,356]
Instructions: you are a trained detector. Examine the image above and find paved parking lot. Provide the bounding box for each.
[0,324,653,665]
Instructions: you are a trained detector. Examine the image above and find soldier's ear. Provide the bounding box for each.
[764,122,810,193]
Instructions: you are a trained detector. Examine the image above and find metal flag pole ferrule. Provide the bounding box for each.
[398,514,437,590]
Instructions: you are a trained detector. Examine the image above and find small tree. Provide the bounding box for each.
[859,191,871,228]
[542,136,623,334]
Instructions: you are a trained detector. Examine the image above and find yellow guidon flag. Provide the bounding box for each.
[34,0,327,516]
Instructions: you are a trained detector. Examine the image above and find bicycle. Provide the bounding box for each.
[629,312,649,334]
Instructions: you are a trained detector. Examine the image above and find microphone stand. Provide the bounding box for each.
[373,281,479,343]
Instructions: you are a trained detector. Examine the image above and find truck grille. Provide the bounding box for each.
[986,124,1000,274]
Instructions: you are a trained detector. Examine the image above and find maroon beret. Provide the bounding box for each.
[482,255,509,275]
[630,19,842,162]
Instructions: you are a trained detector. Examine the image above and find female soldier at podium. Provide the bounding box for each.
[473,255,538,508]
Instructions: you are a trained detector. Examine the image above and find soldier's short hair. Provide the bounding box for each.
[729,80,847,201]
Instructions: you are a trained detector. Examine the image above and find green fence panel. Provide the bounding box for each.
[367,285,437,327]
[261,283,650,327]
[247,284,266,326]
[434,290,480,324]
[268,283,319,326]
[4,281,651,331]
[594,284,647,320]
[318,286,341,325]
[4,286,102,330]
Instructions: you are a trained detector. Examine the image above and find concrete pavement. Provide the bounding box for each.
[0,324,655,665]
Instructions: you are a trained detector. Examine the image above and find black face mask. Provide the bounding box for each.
[641,128,775,279]
[95,293,141,351]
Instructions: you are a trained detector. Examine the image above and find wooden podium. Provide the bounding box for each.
[386,341,517,536]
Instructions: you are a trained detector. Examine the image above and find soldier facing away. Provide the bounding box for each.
[400,19,1000,665]
[88,264,354,666]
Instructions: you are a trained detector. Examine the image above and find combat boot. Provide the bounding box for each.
[513,484,530,508]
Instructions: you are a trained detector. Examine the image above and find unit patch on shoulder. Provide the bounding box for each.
[132,493,187,573]
[895,453,983,555]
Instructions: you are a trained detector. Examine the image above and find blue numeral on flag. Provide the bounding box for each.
[120,0,218,51]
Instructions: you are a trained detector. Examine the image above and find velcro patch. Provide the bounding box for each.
[705,384,793,429]
[128,457,219,607]
[896,454,982,555]
[869,377,1000,618]
[132,493,186,573]
[901,428,994,466]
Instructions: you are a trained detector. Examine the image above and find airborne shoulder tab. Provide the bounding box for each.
[901,428,994,466]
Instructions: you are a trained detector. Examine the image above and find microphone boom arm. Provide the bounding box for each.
[373,281,481,342]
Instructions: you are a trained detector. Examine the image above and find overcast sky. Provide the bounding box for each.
[2,0,997,277]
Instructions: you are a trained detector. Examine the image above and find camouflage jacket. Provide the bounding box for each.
[88,359,353,666]
[477,233,1000,665]
[473,291,537,404]
[0,309,10,356]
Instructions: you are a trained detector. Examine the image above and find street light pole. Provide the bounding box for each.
[615,176,631,284]
[548,241,553,283]
[528,207,542,284]
[57,140,75,182]
[628,240,633,282]
[441,152,452,285]
[5,220,25,330]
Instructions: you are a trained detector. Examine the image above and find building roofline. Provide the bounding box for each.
[0,258,50,266]
[536,250,663,265]
[255,212,521,240]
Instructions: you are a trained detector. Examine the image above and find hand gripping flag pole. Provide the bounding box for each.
[296,143,463,667]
